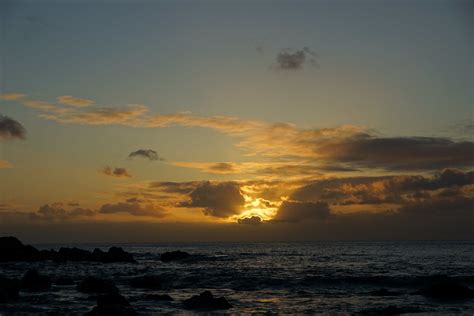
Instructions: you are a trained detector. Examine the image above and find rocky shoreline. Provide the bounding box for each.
[1,236,474,314]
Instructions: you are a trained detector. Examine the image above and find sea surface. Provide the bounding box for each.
[1,241,474,315]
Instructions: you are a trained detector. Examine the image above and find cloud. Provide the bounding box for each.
[275,47,318,70]
[128,149,163,161]
[57,95,94,107]
[31,204,94,220]
[179,181,245,218]
[99,202,167,218]
[317,135,474,170]
[237,216,263,225]
[0,114,26,140]
[101,166,132,178]
[0,160,13,168]
[10,94,474,172]
[273,200,330,222]
[0,93,26,101]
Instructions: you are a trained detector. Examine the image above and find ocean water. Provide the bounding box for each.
[1,241,473,314]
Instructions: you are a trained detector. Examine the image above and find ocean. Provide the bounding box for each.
[1,241,473,314]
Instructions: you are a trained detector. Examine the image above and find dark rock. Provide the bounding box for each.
[183,291,232,310]
[58,247,91,261]
[0,277,20,303]
[54,277,75,286]
[97,293,130,306]
[367,289,400,296]
[143,294,173,301]
[77,277,119,294]
[417,280,474,300]
[20,269,51,291]
[0,236,136,264]
[160,250,190,262]
[130,275,161,289]
[87,293,136,316]
[0,236,40,262]
[104,247,136,263]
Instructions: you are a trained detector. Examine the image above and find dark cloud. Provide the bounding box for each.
[275,47,318,70]
[274,200,330,222]
[207,162,236,173]
[0,114,26,140]
[99,202,167,218]
[291,169,474,206]
[237,216,263,225]
[128,149,164,161]
[101,166,132,178]
[179,181,245,218]
[30,204,94,220]
[319,135,474,170]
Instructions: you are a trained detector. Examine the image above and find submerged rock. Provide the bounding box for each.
[183,291,232,310]
[0,277,20,303]
[77,277,119,294]
[20,269,51,291]
[160,250,190,262]
[130,275,161,289]
[87,293,137,316]
[417,280,474,300]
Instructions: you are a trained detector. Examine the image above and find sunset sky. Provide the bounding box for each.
[0,0,473,242]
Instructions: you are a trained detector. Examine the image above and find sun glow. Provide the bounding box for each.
[232,194,281,222]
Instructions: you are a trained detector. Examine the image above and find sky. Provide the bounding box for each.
[0,0,473,243]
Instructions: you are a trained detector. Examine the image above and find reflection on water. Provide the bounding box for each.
[1,241,474,314]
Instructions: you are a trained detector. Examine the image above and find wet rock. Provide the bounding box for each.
[160,250,190,262]
[87,293,136,316]
[417,280,474,300]
[130,275,161,289]
[183,291,232,310]
[143,294,173,301]
[0,277,20,303]
[20,269,51,291]
[367,288,400,296]
[77,277,119,294]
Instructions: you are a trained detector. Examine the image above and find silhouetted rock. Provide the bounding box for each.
[130,275,161,289]
[0,236,40,262]
[20,269,51,291]
[77,277,119,294]
[143,294,173,301]
[417,280,474,300]
[367,289,400,296]
[103,247,136,263]
[160,250,190,262]
[58,247,91,261]
[0,277,20,303]
[183,291,232,310]
[0,236,136,263]
[87,293,136,316]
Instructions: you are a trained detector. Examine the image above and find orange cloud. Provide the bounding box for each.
[0,160,13,168]
[100,166,132,178]
[57,95,95,107]
[0,93,26,101]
